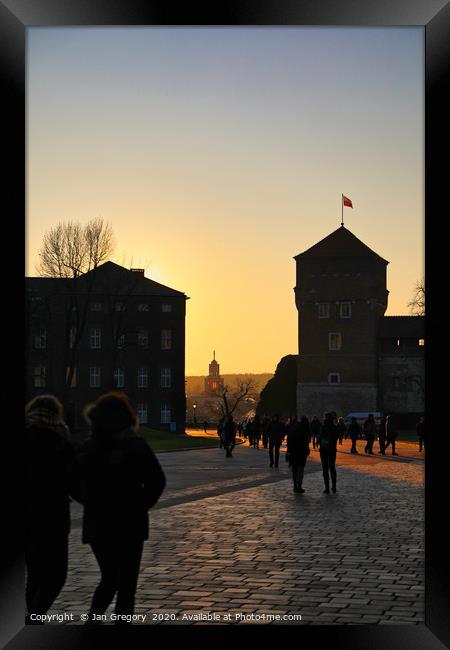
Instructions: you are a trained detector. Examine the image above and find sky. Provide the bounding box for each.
[26,27,424,375]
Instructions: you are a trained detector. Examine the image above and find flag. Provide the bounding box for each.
[343,195,353,208]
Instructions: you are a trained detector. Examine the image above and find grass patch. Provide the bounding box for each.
[138,427,219,451]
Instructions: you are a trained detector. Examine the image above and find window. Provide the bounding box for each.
[90,302,103,312]
[160,403,171,424]
[161,367,171,388]
[138,303,149,312]
[329,333,342,351]
[161,329,172,350]
[117,333,125,349]
[33,366,46,388]
[137,367,148,388]
[114,368,125,388]
[90,328,102,349]
[328,372,341,384]
[65,367,77,388]
[115,302,126,312]
[34,327,47,349]
[340,302,352,319]
[419,339,425,347]
[89,367,101,388]
[69,327,77,349]
[137,403,148,424]
[318,303,330,319]
[137,328,149,348]
[162,303,172,313]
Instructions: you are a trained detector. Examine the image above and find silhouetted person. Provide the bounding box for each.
[286,416,310,492]
[378,416,387,455]
[310,416,321,449]
[385,415,398,455]
[417,415,425,452]
[253,415,262,448]
[203,420,208,433]
[25,395,77,624]
[76,392,165,624]
[217,417,225,448]
[363,414,376,455]
[337,417,346,445]
[223,414,237,457]
[267,414,285,468]
[347,417,361,454]
[318,412,339,493]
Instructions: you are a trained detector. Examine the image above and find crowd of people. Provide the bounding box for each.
[216,411,426,494]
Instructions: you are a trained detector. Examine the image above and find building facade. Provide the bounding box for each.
[294,226,424,420]
[26,262,188,433]
[204,351,224,394]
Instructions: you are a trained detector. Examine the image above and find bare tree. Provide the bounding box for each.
[408,280,425,316]
[33,218,116,414]
[37,217,115,278]
[217,379,256,417]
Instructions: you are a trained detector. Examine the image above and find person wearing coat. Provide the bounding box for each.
[385,414,399,455]
[267,414,286,468]
[310,416,321,449]
[286,416,310,492]
[223,414,237,457]
[317,413,340,493]
[25,394,78,624]
[347,417,361,454]
[363,414,377,454]
[378,416,387,455]
[75,392,166,624]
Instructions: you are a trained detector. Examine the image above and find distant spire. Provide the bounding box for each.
[213,350,215,361]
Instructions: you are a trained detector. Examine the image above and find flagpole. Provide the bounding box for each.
[341,194,344,227]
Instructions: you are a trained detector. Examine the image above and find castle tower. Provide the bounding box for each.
[204,351,225,394]
[294,226,389,418]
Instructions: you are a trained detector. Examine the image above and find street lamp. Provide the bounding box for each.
[193,403,197,425]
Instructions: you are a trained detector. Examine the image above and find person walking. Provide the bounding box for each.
[378,416,387,455]
[417,415,425,452]
[25,395,77,624]
[385,414,398,455]
[76,392,166,624]
[310,416,321,449]
[337,417,346,445]
[267,414,285,468]
[286,416,310,492]
[217,416,225,448]
[203,420,208,434]
[253,415,262,448]
[363,414,377,455]
[223,414,237,457]
[317,412,340,493]
[347,417,361,453]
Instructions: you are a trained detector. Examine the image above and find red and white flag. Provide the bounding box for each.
[342,195,353,208]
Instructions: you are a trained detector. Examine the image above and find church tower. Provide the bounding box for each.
[294,226,389,418]
[204,351,225,394]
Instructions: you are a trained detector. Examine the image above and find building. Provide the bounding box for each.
[294,226,424,421]
[26,262,189,432]
[204,351,224,394]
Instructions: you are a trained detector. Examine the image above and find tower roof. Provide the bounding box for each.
[294,226,388,264]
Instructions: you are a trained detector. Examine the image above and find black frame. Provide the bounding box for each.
[2,0,449,647]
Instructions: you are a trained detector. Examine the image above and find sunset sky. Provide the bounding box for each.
[27,27,424,375]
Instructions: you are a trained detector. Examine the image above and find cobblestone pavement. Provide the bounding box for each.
[53,442,424,625]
